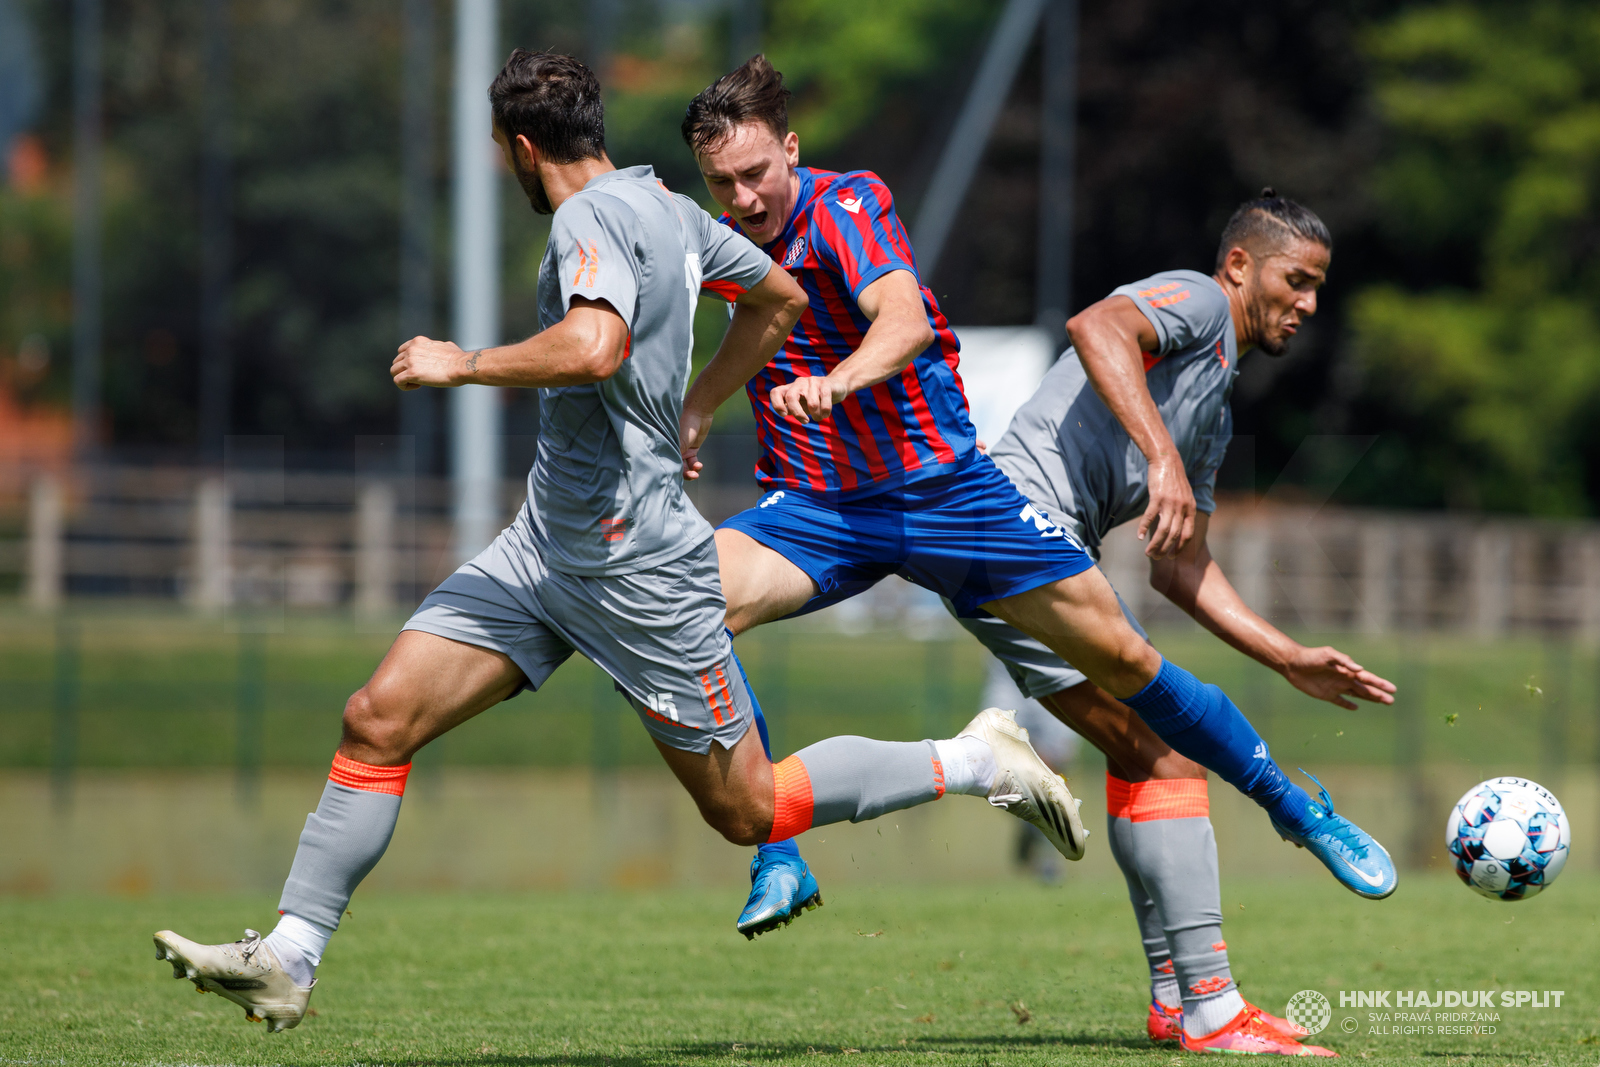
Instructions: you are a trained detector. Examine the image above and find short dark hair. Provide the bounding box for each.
[489,49,606,164]
[1215,188,1332,271]
[681,54,791,156]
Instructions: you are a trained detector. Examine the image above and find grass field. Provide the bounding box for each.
[3,875,1597,1066]
[1,606,1594,772]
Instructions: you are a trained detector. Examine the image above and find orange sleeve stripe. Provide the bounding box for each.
[767,754,815,842]
[1106,771,1208,821]
[329,752,411,796]
[702,279,746,301]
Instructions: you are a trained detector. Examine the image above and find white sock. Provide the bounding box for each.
[933,735,996,797]
[1152,972,1181,1010]
[1183,988,1246,1038]
[265,913,332,987]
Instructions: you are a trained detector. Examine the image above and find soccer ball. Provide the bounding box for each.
[1446,776,1569,901]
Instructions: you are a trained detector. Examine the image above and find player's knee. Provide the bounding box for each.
[340,686,410,761]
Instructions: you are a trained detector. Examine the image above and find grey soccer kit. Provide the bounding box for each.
[403,166,773,754]
[955,269,1239,697]
[953,268,1247,1031]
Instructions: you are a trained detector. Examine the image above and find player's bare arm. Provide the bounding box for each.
[1066,295,1194,560]
[1148,511,1396,709]
[681,263,809,480]
[768,269,935,424]
[391,298,629,390]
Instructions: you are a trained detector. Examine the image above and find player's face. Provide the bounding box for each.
[696,123,801,246]
[494,123,554,215]
[1244,239,1329,356]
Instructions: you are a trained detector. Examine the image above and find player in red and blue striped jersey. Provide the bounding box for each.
[698,164,975,495]
[680,57,1392,948]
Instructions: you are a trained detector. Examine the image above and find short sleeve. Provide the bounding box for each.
[550,194,641,325]
[692,204,774,301]
[812,173,918,299]
[1110,271,1230,357]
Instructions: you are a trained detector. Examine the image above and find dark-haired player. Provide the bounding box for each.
[939,190,1402,1054]
[680,57,1395,982]
[147,49,1082,1033]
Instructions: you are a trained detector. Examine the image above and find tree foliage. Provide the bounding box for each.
[1353,1,1600,513]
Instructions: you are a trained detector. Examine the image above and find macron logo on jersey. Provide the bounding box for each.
[837,195,862,214]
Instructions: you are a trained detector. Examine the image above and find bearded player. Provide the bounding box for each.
[146,50,1084,1034]
[678,56,1395,1016]
[932,190,1403,1055]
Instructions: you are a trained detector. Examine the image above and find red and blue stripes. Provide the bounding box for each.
[719,168,975,496]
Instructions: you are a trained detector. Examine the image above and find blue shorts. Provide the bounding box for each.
[717,454,1095,618]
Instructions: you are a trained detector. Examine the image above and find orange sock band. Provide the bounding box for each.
[329,752,412,796]
[767,754,815,843]
[1106,772,1208,822]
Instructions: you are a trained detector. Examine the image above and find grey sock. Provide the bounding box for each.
[1106,813,1179,1007]
[791,736,944,825]
[277,781,403,931]
[1119,815,1236,1019]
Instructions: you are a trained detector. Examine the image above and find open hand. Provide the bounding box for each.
[769,375,848,424]
[1282,645,1398,710]
[1138,456,1197,559]
[392,336,472,390]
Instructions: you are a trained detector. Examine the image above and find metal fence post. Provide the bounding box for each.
[192,476,230,612]
[28,474,64,611]
[51,619,80,812]
[356,480,398,619]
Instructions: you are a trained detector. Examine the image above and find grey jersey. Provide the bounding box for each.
[990,269,1238,558]
[526,165,773,576]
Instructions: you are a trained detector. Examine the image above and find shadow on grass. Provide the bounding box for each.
[383,1032,1159,1066]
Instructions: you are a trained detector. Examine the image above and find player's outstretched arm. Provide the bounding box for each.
[767,268,933,425]
[1067,296,1195,560]
[390,297,629,390]
[681,263,807,480]
[1150,512,1397,710]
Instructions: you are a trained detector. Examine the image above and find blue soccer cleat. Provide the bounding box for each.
[1272,770,1397,899]
[737,842,823,940]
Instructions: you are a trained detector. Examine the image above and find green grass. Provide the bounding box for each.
[3,876,1598,1065]
[2,605,1594,771]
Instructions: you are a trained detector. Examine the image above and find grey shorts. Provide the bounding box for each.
[404,511,752,754]
[944,570,1149,700]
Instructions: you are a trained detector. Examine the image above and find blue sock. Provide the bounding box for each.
[1121,658,1314,835]
[727,642,800,862]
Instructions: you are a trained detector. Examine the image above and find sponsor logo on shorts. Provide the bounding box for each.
[759,491,786,508]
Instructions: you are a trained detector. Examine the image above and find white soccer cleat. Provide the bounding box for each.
[961,707,1088,861]
[153,928,313,1032]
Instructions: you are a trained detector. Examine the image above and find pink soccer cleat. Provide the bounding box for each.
[1180,1005,1338,1056]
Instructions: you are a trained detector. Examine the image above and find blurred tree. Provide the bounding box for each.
[1352,1,1600,514]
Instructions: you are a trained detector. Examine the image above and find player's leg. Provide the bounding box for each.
[982,568,1395,899]
[153,630,531,1031]
[717,527,818,636]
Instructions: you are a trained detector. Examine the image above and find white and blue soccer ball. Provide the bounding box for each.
[1447,776,1569,901]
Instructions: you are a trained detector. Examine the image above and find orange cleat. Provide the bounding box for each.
[1180,1006,1338,1056]
[1246,1001,1313,1042]
[1148,1001,1183,1043]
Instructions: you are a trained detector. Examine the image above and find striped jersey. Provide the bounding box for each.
[708,167,976,496]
